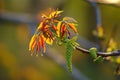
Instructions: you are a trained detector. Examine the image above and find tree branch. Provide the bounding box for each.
[1,11,120,58]
[76,46,120,57]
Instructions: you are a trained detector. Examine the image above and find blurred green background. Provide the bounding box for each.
[0,0,120,80]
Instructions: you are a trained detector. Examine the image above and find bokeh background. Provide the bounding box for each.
[0,0,120,80]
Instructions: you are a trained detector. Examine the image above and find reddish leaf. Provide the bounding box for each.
[68,23,78,33]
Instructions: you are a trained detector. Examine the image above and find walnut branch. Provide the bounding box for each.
[76,46,120,57]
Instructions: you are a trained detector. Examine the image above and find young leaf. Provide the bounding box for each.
[29,35,37,51]
[89,48,97,59]
[66,41,74,72]
[94,56,104,63]
[73,42,80,47]
[69,36,79,49]
[63,17,77,23]
[70,36,78,42]
[68,23,78,33]
[49,11,63,18]
[57,21,62,37]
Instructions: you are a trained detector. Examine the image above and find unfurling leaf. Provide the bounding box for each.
[70,36,78,42]
[37,22,44,30]
[40,36,46,53]
[66,41,74,72]
[89,48,97,59]
[63,17,77,23]
[72,42,80,47]
[49,11,63,18]
[94,56,104,63]
[68,23,78,33]
[29,35,37,51]
[57,21,62,37]
[42,35,53,45]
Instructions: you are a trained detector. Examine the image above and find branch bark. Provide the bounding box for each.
[76,46,120,57]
